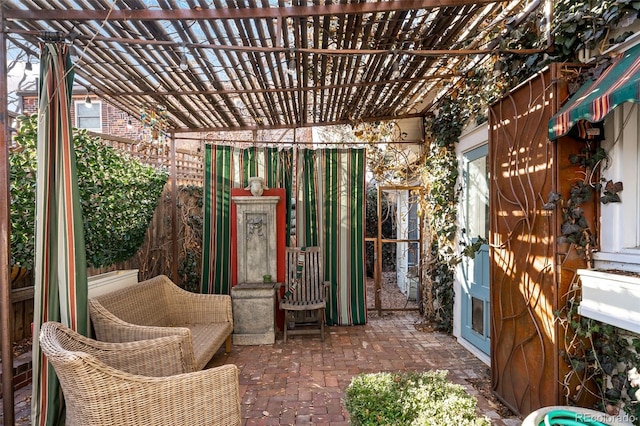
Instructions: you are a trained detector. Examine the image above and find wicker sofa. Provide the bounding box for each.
[89,274,233,370]
[40,321,241,426]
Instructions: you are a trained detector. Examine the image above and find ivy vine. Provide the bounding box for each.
[480,0,640,107]
[552,0,640,62]
[543,140,622,267]
[10,114,168,269]
[557,282,640,422]
[177,184,204,293]
[422,99,469,332]
[542,137,637,420]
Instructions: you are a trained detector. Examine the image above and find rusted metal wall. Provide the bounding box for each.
[488,64,596,416]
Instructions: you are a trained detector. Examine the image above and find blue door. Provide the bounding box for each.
[461,145,490,355]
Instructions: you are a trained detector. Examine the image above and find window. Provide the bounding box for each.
[594,102,640,271]
[75,100,102,131]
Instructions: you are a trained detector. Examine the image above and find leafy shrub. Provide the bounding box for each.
[9,114,168,269]
[10,120,37,269]
[344,370,490,425]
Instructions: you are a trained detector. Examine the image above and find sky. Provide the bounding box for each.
[7,60,38,114]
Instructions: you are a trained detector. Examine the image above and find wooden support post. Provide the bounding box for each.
[0,8,16,425]
[376,186,382,316]
[170,132,179,285]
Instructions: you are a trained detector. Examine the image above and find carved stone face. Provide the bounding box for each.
[247,177,266,196]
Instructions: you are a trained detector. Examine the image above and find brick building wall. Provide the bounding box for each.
[21,92,312,149]
[21,93,143,141]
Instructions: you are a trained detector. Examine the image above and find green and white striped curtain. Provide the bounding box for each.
[202,146,366,325]
[31,43,90,426]
[201,145,292,294]
[296,149,367,326]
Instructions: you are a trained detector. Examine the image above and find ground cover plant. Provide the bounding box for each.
[344,370,490,425]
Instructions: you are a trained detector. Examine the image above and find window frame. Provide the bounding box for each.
[74,99,102,132]
[593,102,640,273]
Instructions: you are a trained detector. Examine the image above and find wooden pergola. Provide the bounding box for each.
[0,0,546,422]
[0,0,545,132]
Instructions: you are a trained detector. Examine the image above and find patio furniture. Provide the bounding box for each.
[279,246,330,342]
[39,321,242,426]
[40,321,198,375]
[89,274,233,370]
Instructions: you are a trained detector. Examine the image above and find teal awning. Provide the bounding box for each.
[549,42,640,140]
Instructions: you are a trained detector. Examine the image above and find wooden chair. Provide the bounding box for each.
[39,321,242,426]
[279,246,330,342]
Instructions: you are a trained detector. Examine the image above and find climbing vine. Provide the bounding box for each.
[353,120,425,185]
[557,279,640,422]
[551,0,640,62]
[543,139,622,267]
[176,185,204,293]
[543,138,638,420]
[421,99,470,332]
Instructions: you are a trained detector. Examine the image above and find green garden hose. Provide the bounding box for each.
[539,409,611,426]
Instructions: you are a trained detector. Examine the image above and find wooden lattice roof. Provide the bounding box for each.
[2,0,540,134]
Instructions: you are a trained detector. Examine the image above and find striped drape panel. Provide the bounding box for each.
[31,43,89,426]
[201,145,292,294]
[296,148,367,326]
[295,149,319,247]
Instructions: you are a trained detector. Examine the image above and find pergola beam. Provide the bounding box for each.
[170,111,425,133]
[6,28,546,56]
[100,73,460,97]
[3,0,502,21]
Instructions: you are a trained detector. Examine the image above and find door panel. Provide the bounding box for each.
[461,145,490,355]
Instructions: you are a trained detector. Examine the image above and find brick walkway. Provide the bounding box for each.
[2,311,521,425]
[208,311,521,425]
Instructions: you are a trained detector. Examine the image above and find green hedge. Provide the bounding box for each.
[344,370,490,425]
[10,114,168,269]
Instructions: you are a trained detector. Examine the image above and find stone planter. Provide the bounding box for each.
[577,268,640,334]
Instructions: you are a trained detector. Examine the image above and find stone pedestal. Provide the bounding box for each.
[231,282,277,345]
[231,194,281,345]
[232,195,280,283]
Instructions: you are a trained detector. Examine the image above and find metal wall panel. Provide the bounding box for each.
[488,65,596,416]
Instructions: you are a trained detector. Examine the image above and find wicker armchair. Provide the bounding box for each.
[39,322,242,426]
[89,274,233,370]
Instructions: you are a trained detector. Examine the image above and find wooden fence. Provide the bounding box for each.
[88,131,204,186]
[9,268,34,342]
[6,134,205,343]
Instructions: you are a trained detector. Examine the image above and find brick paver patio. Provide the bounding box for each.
[208,311,520,425]
[2,311,521,425]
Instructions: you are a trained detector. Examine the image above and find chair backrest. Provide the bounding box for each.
[39,323,128,425]
[90,275,173,327]
[284,246,326,303]
[40,321,194,376]
[39,321,242,426]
